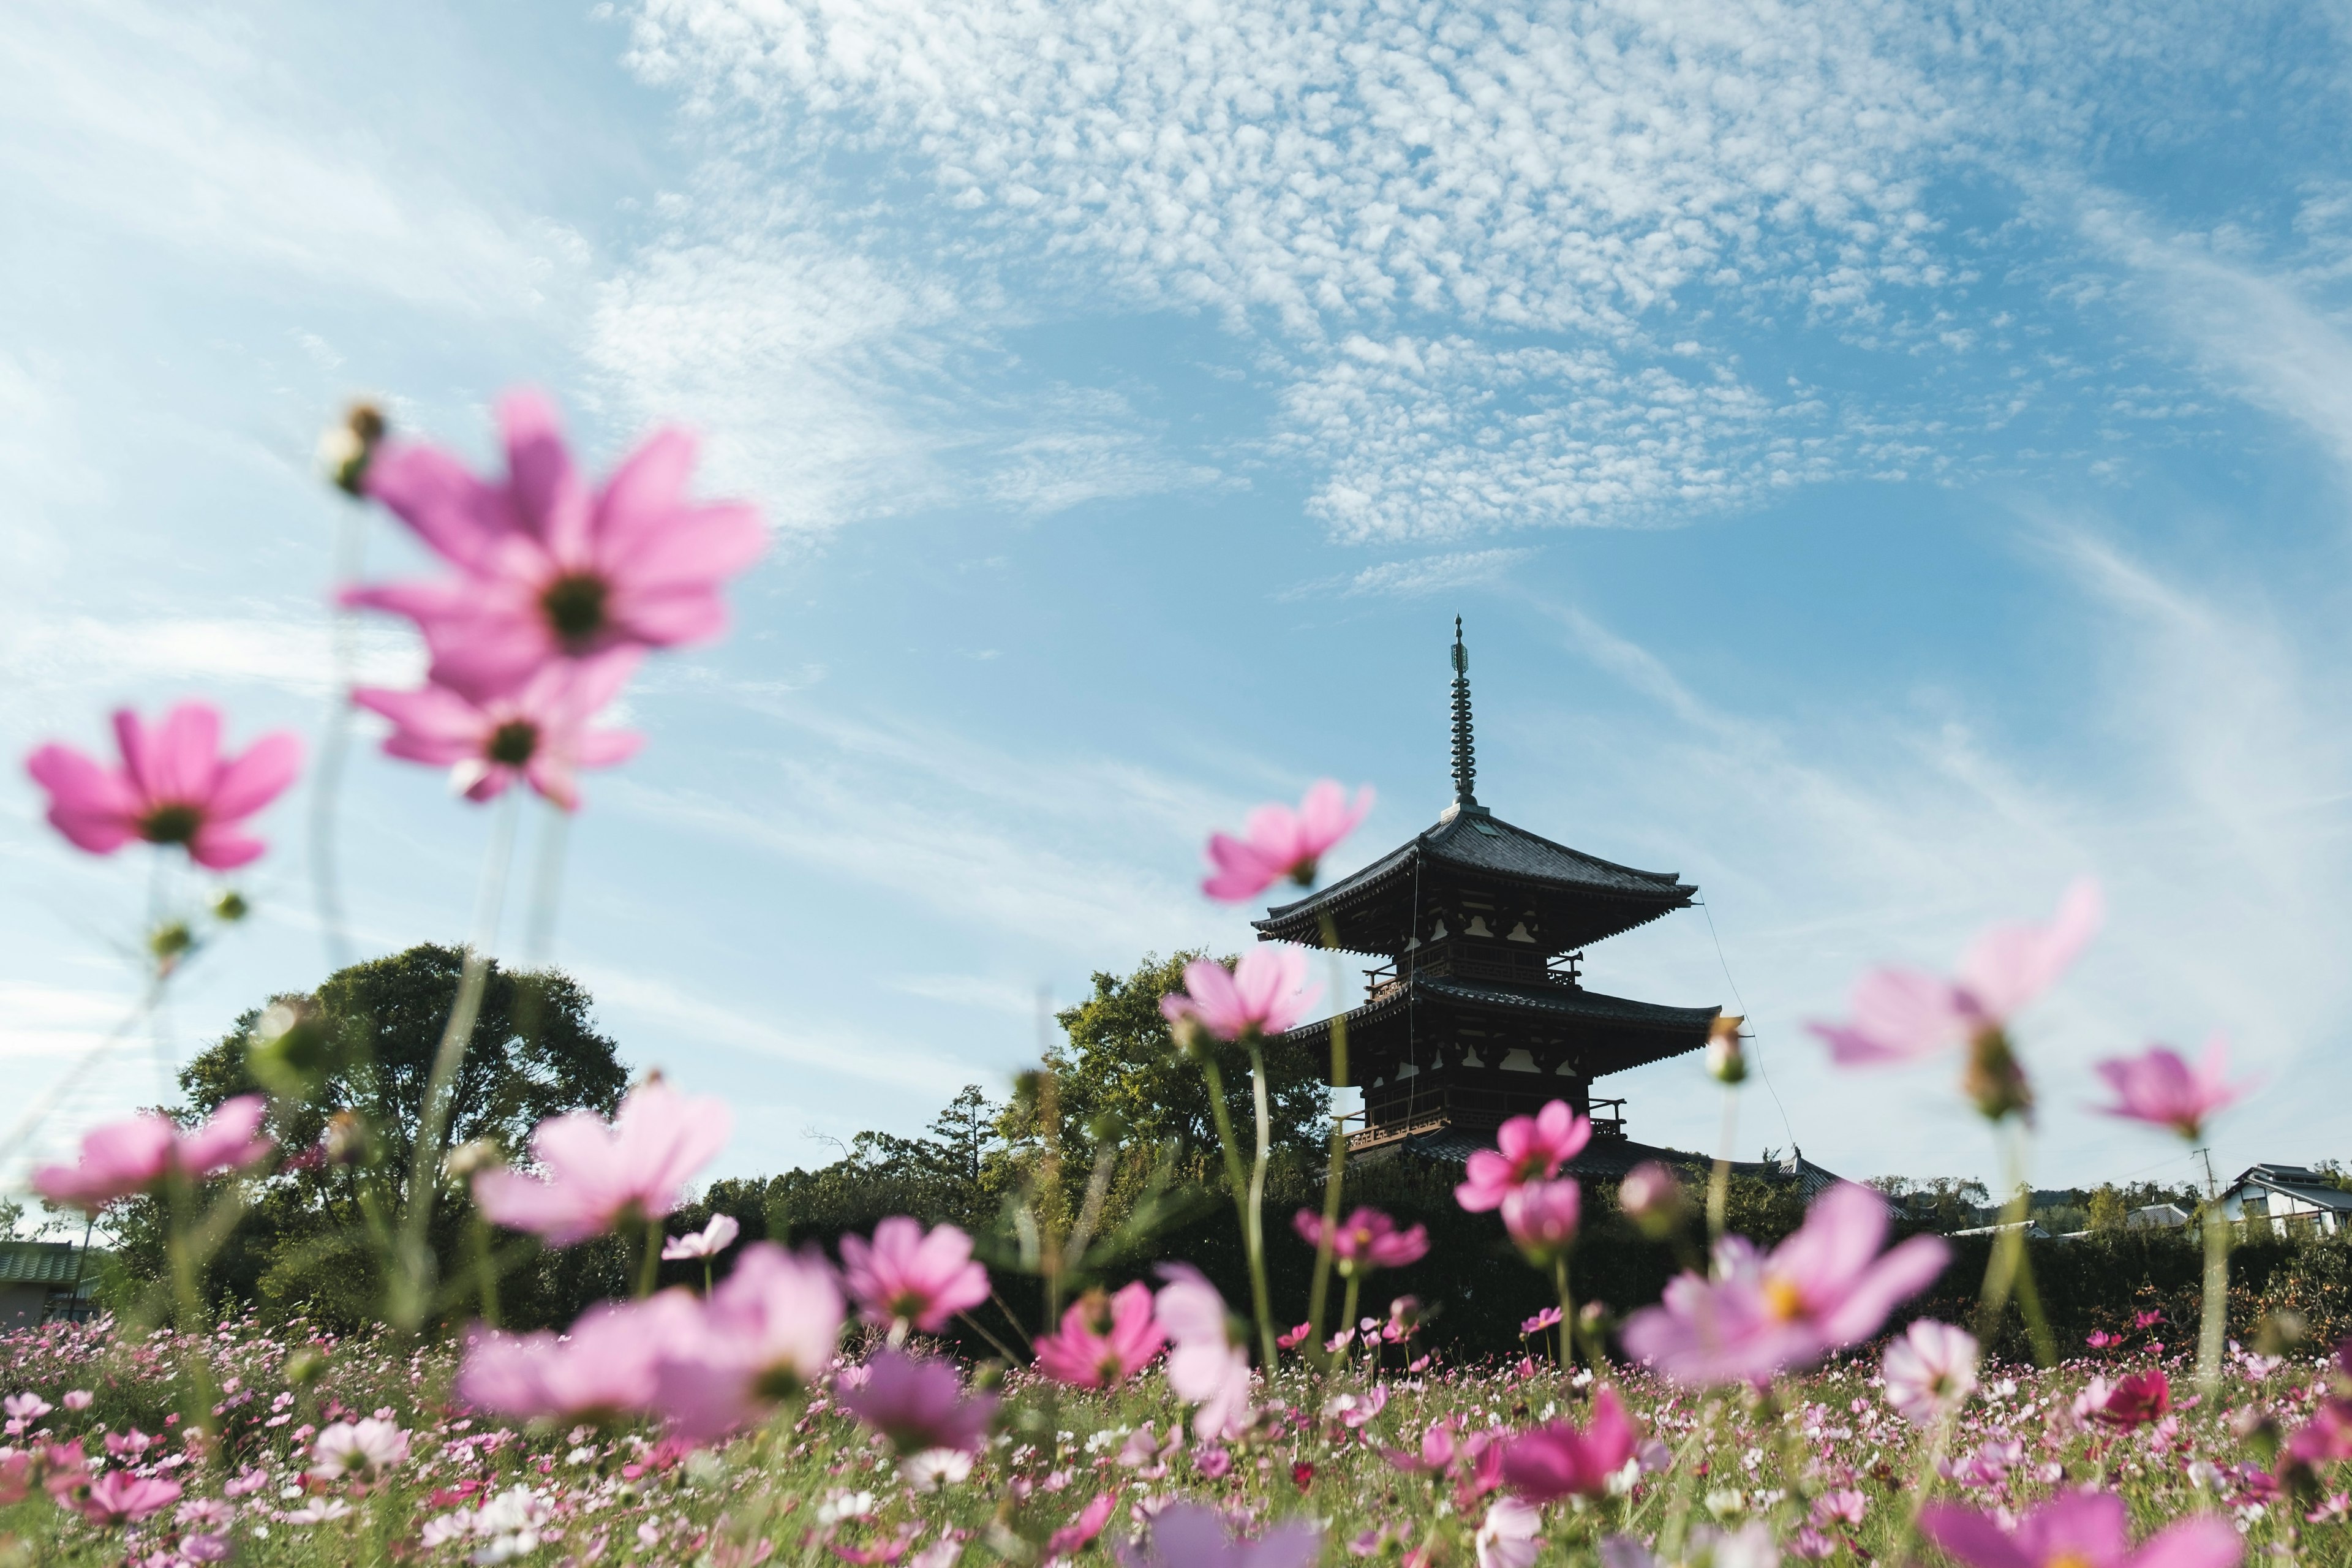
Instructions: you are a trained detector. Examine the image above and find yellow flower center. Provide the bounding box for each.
[2048,1555,2093,1568]
[1763,1276,1805,1321]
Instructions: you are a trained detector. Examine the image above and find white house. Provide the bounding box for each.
[2216,1164,2352,1238]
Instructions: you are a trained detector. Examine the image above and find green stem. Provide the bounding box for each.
[1706,1084,1736,1245]
[469,1212,500,1329]
[2198,1194,2230,1396]
[1199,1054,1275,1366]
[638,1217,662,1298]
[1901,1408,1959,1555]
[1553,1254,1577,1371]
[1339,1274,1361,1360]
[1975,1120,2056,1365]
[1304,911,1350,1373]
[1246,1042,1278,1369]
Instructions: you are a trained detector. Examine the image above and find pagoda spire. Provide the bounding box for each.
[1450,616,1479,809]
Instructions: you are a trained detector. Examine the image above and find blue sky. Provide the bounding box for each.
[8,0,2352,1205]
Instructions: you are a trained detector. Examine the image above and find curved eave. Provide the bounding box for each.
[1254,862,1696,954]
[1276,977,1719,1076]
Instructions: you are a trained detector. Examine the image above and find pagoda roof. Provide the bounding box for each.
[1280,974,1717,1074]
[1254,805,1696,956]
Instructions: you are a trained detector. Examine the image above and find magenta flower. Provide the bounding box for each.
[1292,1207,1430,1276]
[1499,1386,1639,1502]
[33,1095,274,1212]
[1159,948,1319,1044]
[26,702,300,870]
[352,649,642,811]
[1114,1503,1322,1568]
[1619,1183,1949,1385]
[2094,1035,2250,1143]
[1807,878,2101,1066]
[458,1292,700,1423]
[649,1242,845,1441]
[1920,1490,2241,1568]
[1046,1493,1118,1562]
[349,390,766,696]
[2086,1369,2170,1430]
[1200,780,1374,902]
[1033,1282,1168,1390]
[662,1213,742,1263]
[1500,1180,1582,1264]
[1155,1264,1254,1441]
[473,1079,731,1246]
[1456,1101,1591,1213]
[1882,1319,1979,1425]
[839,1217,991,1336]
[77,1471,181,1527]
[835,1350,997,1454]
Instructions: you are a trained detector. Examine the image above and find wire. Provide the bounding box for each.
[1696,895,1797,1159]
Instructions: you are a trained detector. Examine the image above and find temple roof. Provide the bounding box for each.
[1279,973,1717,1074]
[1253,805,1697,955]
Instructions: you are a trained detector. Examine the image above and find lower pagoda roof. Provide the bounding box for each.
[1278,974,1718,1077]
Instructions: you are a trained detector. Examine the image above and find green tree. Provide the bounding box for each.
[2087,1185,2130,1232]
[108,944,630,1329]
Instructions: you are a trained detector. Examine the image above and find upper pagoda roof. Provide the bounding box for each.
[1254,805,1696,955]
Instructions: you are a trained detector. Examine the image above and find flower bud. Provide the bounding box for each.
[321,1110,366,1167]
[1704,1016,1747,1085]
[1618,1160,1687,1239]
[1962,1028,2034,1121]
[1501,1178,1581,1264]
[319,401,387,496]
[148,921,195,968]
[282,1346,327,1387]
[443,1139,504,1182]
[246,1000,337,1102]
[211,889,249,924]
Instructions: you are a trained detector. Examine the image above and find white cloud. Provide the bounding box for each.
[0,611,421,704]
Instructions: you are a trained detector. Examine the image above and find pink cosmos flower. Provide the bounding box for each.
[663,1213,742,1262]
[309,1417,410,1482]
[473,1079,731,1246]
[77,1471,181,1527]
[1292,1207,1430,1276]
[839,1217,991,1336]
[649,1241,844,1440]
[1113,1503,1322,1568]
[1920,1490,2241,1568]
[1882,1319,1979,1425]
[349,389,766,696]
[2086,1370,2170,1430]
[1807,878,2101,1065]
[834,1350,997,1455]
[1033,1282,1168,1389]
[1474,1498,1544,1568]
[1046,1493,1118,1562]
[2094,1035,2250,1143]
[1457,1102,1591,1213]
[1499,1386,1638,1501]
[1520,1308,1563,1336]
[458,1292,701,1423]
[26,702,301,870]
[1159,948,1319,1044]
[34,1095,274,1212]
[1500,1180,1581,1264]
[1619,1183,1948,1385]
[1617,1162,1684,1227]
[352,649,642,811]
[1200,780,1374,902]
[1155,1264,1254,1441]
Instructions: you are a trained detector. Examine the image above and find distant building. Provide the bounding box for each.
[1952,1219,2051,1240]
[2126,1202,2191,1231]
[2216,1165,2352,1238]
[0,1240,103,1329]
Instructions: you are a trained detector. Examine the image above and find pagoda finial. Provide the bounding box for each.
[1449,616,1478,809]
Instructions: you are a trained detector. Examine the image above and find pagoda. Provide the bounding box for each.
[1258,622,1720,1153]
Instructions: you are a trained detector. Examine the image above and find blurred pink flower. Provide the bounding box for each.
[1155,1264,1254,1441]
[2094,1035,2250,1143]
[1921,1489,2241,1568]
[77,1471,181,1527]
[1033,1282,1167,1390]
[349,390,766,696]
[2086,1369,2171,1430]
[473,1079,731,1246]
[648,1242,845,1442]
[1046,1493,1118,1562]
[1159,949,1319,1044]
[33,1095,274,1212]
[1474,1498,1543,1568]
[1499,1386,1638,1502]
[26,702,300,870]
[1456,1102,1590,1213]
[1382,1420,1458,1476]
[1500,1180,1581,1264]
[835,1351,997,1455]
[1520,1308,1563,1336]
[662,1213,742,1262]
[1807,878,2101,1064]
[1617,1162,1683,1226]
[309,1417,410,1482]
[458,1292,700,1423]
[1620,1184,1949,1385]
[839,1217,990,1335]
[1882,1319,1979,1425]
[352,649,642,811]
[1292,1207,1430,1276]
[1113,1503,1322,1568]
[1200,781,1374,902]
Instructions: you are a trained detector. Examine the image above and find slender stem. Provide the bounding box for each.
[1339,1275,1361,1360]
[637,1217,662,1298]
[522,802,572,966]
[1198,1054,1276,1368]
[1246,1043,1278,1370]
[2197,1194,2230,1396]
[1553,1254,1577,1371]
[310,499,366,973]
[1706,1084,1737,1245]
[390,794,519,1335]
[1305,912,1350,1373]
[1901,1408,1959,1555]
[1975,1119,2056,1366]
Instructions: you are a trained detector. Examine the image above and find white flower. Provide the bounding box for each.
[467,1486,553,1566]
[310,1417,410,1481]
[818,1490,878,1525]
[662,1213,742,1261]
[282,1498,355,1525]
[911,1537,965,1568]
[1703,1488,1746,1519]
[901,1449,973,1492]
[1476,1498,1544,1568]
[1882,1320,1979,1427]
[1702,1522,1782,1568]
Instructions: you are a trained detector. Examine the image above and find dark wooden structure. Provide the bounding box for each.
[1259,622,1719,1151]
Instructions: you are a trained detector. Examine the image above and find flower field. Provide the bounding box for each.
[3,1304,2346,1567]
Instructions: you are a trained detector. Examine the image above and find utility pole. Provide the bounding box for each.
[2194,1147,2219,1201]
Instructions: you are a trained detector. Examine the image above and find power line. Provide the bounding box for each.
[1695,895,1796,1157]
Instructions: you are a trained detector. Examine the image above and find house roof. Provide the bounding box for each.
[2229,1165,2352,1212]
[0,1242,96,1288]
[1254,805,1696,956]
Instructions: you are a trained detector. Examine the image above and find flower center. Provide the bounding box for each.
[138,802,203,846]
[486,720,540,767]
[2047,1555,2093,1568]
[1763,1275,1806,1321]
[539,572,611,648]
